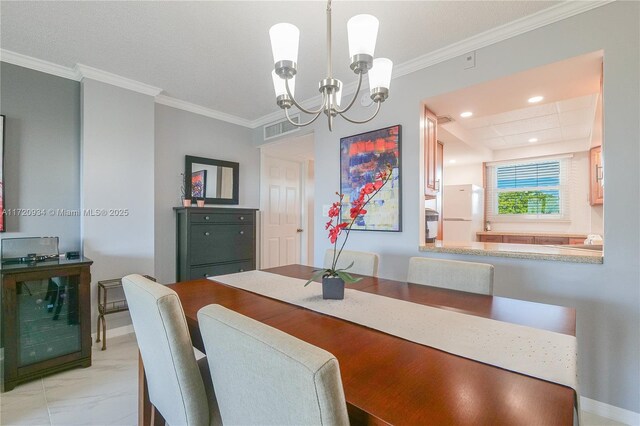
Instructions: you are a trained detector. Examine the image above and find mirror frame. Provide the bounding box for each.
[185,155,239,205]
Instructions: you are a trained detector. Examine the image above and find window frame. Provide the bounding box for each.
[485,156,571,223]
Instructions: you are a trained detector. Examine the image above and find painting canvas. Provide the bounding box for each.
[1,115,4,232]
[191,170,207,199]
[340,124,401,231]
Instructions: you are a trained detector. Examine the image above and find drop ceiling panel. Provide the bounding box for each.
[556,94,597,112]
[561,124,592,140]
[492,114,561,137]
[487,102,558,125]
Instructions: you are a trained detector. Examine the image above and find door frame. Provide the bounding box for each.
[258,137,315,268]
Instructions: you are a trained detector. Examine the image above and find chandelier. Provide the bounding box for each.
[269,0,393,131]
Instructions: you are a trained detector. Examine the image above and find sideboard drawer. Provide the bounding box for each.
[189,224,253,265]
[190,212,254,224]
[190,261,254,279]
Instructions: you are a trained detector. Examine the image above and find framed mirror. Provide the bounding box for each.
[185,155,239,205]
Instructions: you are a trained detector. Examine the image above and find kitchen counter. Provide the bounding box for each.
[419,241,603,264]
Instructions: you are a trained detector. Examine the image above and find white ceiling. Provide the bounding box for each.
[425,51,602,164]
[1,1,561,121]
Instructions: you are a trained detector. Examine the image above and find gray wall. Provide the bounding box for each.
[255,2,640,413]
[81,78,156,330]
[0,62,81,252]
[154,104,260,283]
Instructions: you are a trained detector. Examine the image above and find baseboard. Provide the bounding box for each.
[580,396,640,425]
[91,324,135,341]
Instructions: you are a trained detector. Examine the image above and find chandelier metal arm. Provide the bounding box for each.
[285,107,323,127]
[285,78,326,115]
[335,72,363,114]
[338,101,382,124]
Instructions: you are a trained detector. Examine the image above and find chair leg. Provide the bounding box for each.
[150,405,166,426]
[96,315,102,343]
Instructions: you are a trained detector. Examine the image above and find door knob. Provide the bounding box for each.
[296,229,303,233]
[239,230,244,235]
[204,232,210,236]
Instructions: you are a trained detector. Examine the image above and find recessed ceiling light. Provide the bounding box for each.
[528,138,538,143]
[528,96,544,103]
[449,159,457,164]
[460,111,473,118]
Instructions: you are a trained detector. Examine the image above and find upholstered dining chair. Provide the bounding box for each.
[324,249,379,277]
[407,257,494,295]
[197,304,350,426]
[122,274,221,426]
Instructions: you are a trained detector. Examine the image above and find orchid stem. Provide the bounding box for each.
[331,169,393,273]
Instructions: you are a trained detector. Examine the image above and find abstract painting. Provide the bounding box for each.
[191,170,207,199]
[1,115,4,232]
[340,124,401,231]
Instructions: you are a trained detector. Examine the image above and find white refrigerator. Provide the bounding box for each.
[443,184,484,242]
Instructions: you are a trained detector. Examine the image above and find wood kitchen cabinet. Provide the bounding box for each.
[424,106,438,198]
[503,235,535,244]
[590,145,603,205]
[478,233,588,245]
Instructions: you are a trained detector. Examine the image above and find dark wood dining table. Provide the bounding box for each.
[138,264,576,425]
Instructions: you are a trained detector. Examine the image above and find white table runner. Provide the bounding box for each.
[209,270,578,392]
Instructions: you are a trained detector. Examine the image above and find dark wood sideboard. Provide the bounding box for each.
[1,257,93,391]
[175,207,257,281]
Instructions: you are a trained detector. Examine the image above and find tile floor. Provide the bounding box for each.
[0,332,628,426]
[1,334,138,426]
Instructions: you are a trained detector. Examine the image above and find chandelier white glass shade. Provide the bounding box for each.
[269,0,392,131]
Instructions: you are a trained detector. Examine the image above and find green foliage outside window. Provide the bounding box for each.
[498,191,560,215]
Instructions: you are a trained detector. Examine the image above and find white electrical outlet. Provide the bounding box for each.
[464,51,476,69]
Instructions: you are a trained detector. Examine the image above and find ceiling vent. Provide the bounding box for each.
[264,114,300,140]
[437,115,454,125]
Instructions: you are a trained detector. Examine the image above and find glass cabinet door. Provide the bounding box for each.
[16,275,81,366]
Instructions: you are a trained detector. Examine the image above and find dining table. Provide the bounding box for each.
[138,264,576,425]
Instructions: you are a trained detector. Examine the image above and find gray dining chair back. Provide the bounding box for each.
[324,249,379,277]
[197,304,350,426]
[407,257,494,295]
[123,274,220,426]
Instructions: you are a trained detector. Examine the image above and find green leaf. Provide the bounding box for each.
[304,269,329,287]
[335,270,361,284]
[334,261,354,272]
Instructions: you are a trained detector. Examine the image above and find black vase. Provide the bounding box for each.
[322,276,345,300]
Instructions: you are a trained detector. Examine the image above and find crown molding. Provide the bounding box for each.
[392,0,613,80]
[75,64,162,97]
[250,0,613,129]
[0,49,81,80]
[155,95,253,128]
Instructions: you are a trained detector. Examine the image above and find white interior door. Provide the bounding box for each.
[261,156,301,268]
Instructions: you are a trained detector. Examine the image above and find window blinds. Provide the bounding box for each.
[486,156,572,222]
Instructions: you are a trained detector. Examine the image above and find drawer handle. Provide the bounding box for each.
[239,230,244,235]
[204,232,211,236]
[204,216,210,220]
[239,216,245,221]
[204,273,211,278]
[239,269,244,272]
